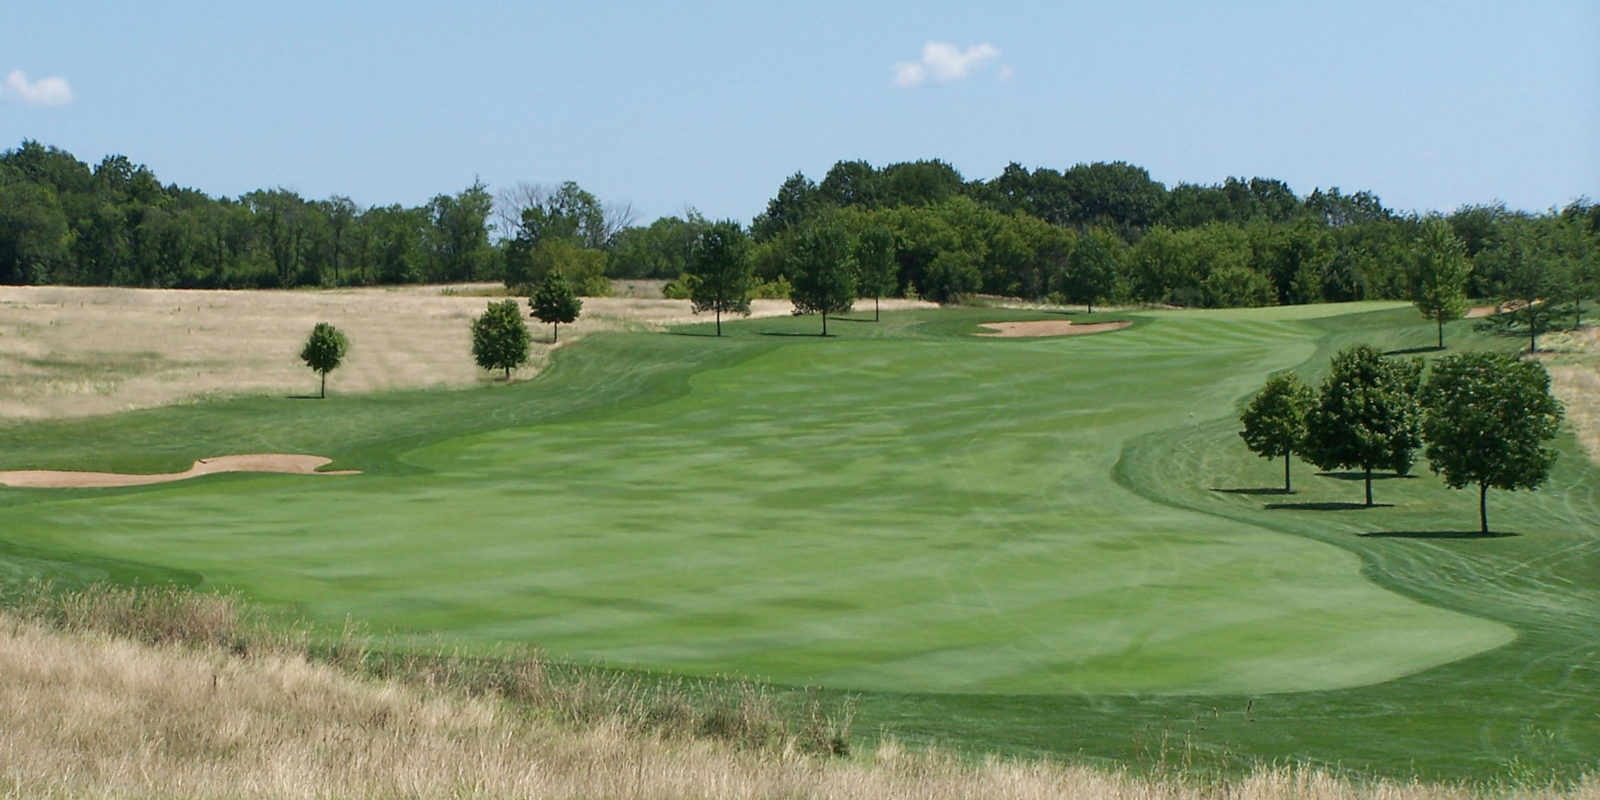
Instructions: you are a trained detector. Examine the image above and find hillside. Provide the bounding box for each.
[3,594,1595,799]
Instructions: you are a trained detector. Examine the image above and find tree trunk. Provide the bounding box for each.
[553,322,559,343]
[1480,482,1489,534]
[716,308,722,337]
[1529,302,1538,352]
[1284,455,1292,493]
[320,371,326,399]
[875,295,880,322]
[822,313,828,336]
[1365,466,1373,507]
[1087,301,1093,314]
[1437,317,1444,349]
[504,365,510,379]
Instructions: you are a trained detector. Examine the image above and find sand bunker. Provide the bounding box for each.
[978,319,1132,338]
[1466,305,1499,318]
[0,454,359,489]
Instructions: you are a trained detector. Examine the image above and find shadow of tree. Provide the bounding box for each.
[1211,487,1290,496]
[1265,501,1392,511]
[1384,345,1446,356]
[1359,529,1518,539]
[1317,472,1416,482]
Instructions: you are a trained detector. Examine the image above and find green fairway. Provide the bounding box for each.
[2,303,1597,777]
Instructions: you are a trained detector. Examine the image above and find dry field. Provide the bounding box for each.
[2,612,1593,800]
[0,285,932,420]
[1538,325,1600,464]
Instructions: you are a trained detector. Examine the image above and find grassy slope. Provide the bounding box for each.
[1,303,1596,780]
[13,607,1598,800]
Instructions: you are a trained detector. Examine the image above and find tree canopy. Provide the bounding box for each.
[298,321,349,399]
[1239,372,1315,492]
[471,299,531,379]
[1422,352,1563,533]
[1474,216,1589,353]
[529,272,582,343]
[1302,345,1424,506]
[787,223,857,335]
[1061,227,1120,313]
[4,140,1595,336]
[686,220,753,337]
[852,224,897,321]
[1409,218,1473,349]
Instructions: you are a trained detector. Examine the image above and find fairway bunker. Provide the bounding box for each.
[978,319,1132,337]
[0,454,359,488]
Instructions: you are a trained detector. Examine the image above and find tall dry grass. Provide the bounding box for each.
[1542,324,1600,465]
[3,611,1595,800]
[1,583,852,755]
[2,586,1596,800]
[0,284,936,420]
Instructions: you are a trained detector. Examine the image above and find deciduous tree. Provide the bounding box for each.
[427,181,497,282]
[1409,218,1473,349]
[1239,372,1315,492]
[471,299,531,379]
[299,322,348,399]
[788,223,857,335]
[686,220,752,337]
[1487,222,1568,353]
[1061,228,1119,312]
[853,224,896,321]
[752,172,818,242]
[529,272,582,342]
[1302,345,1424,506]
[1422,352,1563,533]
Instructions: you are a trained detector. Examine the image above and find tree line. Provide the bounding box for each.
[3,140,1596,325]
[739,160,1599,319]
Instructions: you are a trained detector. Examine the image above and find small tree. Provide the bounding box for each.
[1489,223,1568,353]
[1239,372,1315,492]
[1555,212,1599,329]
[1302,345,1424,506]
[471,299,531,379]
[853,224,897,321]
[299,321,348,399]
[529,272,582,342]
[1061,228,1119,313]
[788,222,857,335]
[1422,352,1563,533]
[1410,218,1472,349]
[686,220,752,337]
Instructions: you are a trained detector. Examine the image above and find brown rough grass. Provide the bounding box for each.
[1540,325,1600,465]
[0,284,932,420]
[2,596,1594,800]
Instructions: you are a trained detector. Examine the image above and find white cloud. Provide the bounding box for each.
[891,42,1002,89]
[891,61,926,89]
[2,70,74,106]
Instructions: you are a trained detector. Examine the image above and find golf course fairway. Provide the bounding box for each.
[2,302,1596,777]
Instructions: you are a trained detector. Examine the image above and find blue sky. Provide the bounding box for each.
[2,1,1595,222]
